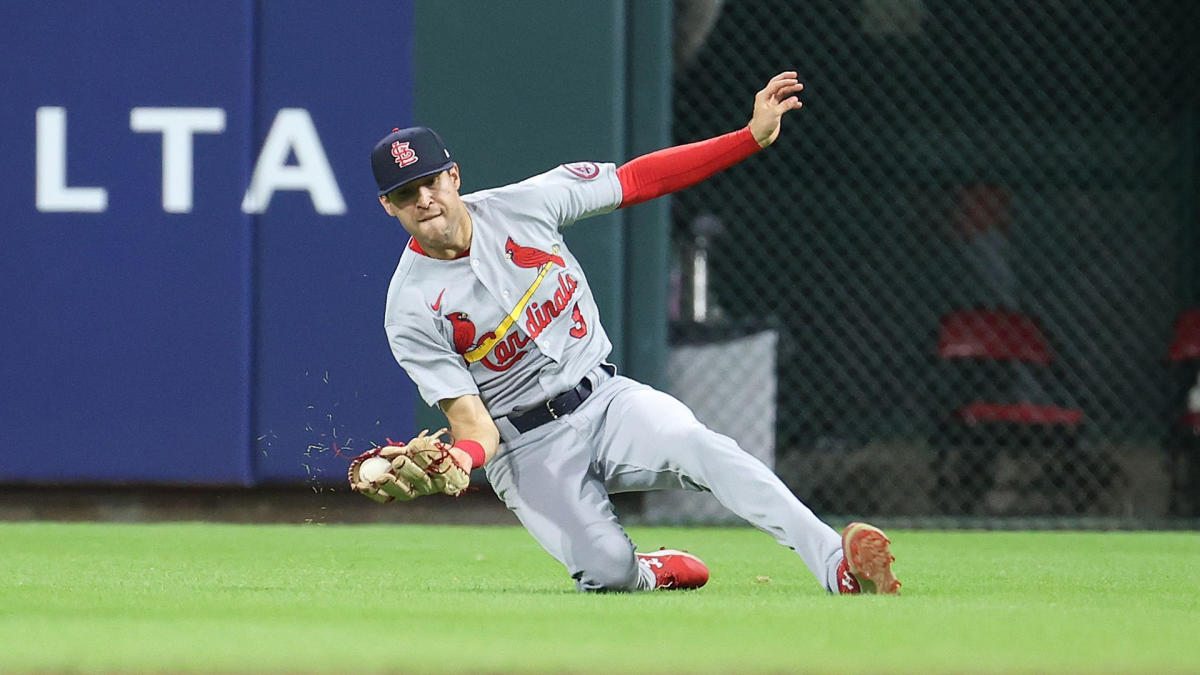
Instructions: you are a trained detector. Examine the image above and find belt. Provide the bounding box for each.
[506,378,594,434]
[505,364,614,434]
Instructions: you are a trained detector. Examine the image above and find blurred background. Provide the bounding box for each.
[2,0,1198,527]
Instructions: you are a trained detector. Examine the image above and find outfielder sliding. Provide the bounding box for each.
[350,72,900,594]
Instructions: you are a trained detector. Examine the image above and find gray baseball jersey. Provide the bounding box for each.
[383,160,844,593]
[384,162,618,418]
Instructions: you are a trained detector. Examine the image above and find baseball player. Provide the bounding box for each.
[353,72,900,595]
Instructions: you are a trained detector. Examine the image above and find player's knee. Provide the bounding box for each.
[572,540,640,592]
[667,425,753,475]
[665,420,734,456]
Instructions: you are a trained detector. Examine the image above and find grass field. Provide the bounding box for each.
[2,522,1198,673]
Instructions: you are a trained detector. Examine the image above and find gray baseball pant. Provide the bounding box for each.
[485,365,844,592]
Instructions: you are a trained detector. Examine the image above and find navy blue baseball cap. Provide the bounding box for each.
[371,126,454,197]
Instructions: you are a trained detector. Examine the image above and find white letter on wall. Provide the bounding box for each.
[241,109,346,215]
[130,107,226,213]
[36,107,108,212]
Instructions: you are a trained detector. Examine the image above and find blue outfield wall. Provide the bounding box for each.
[0,2,418,485]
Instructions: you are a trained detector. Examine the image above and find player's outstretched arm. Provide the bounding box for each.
[748,71,804,148]
[616,70,804,208]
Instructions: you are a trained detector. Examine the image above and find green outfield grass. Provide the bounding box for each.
[1,522,1197,673]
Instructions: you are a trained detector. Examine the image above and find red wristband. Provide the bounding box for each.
[452,440,486,469]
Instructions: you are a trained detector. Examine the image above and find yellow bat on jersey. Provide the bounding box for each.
[463,247,559,363]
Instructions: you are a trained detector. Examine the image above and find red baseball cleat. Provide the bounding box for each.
[838,522,901,595]
[835,556,862,594]
[636,549,710,590]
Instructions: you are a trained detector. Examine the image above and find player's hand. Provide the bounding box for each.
[748,71,804,148]
[347,429,471,503]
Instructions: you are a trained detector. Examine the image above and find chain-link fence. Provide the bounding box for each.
[668,0,1200,523]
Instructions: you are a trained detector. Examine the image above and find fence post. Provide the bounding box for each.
[622,0,672,390]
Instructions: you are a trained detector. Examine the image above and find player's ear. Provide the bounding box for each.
[378,194,397,217]
[447,163,461,190]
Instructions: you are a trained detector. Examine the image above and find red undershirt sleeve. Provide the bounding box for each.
[615,126,763,208]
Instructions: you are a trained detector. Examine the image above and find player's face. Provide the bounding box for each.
[379,165,470,257]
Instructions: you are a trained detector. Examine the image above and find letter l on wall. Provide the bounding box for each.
[35,107,108,212]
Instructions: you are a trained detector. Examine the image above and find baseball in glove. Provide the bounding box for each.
[347,428,471,503]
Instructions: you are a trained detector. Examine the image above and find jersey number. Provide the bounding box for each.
[569,303,587,338]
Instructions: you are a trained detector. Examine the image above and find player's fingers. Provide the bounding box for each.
[763,79,802,103]
[766,70,799,85]
[761,70,799,91]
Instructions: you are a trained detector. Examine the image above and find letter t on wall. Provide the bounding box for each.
[130,107,226,213]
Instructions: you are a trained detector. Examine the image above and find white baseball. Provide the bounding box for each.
[358,456,392,483]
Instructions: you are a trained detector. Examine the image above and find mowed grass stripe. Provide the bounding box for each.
[1,523,1197,673]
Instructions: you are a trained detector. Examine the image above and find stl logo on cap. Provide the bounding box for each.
[391,141,418,167]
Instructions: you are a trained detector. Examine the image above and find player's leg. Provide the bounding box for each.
[484,423,654,592]
[592,378,847,591]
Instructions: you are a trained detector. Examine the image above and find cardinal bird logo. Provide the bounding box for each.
[563,162,600,180]
[505,237,565,269]
[446,312,477,355]
[446,310,531,371]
